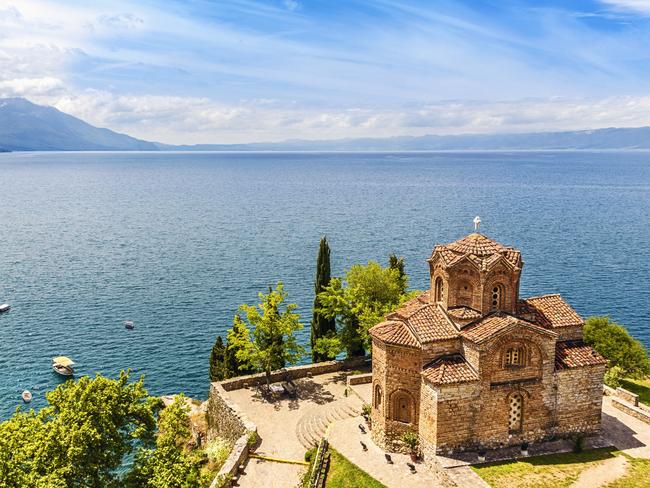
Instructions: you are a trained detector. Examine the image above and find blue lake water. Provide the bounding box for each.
[0,150,649,418]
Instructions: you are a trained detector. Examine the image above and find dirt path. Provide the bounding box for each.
[570,454,628,488]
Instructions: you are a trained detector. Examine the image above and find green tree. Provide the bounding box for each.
[584,316,650,379]
[209,336,228,382]
[0,372,160,488]
[388,253,407,295]
[126,395,211,488]
[228,282,304,387]
[311,237,337,362]
[225,314,257,377]
[318,260,416,357]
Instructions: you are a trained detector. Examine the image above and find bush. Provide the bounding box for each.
[204,437,231,469]
[401,431,419,452]
[361,404,372,417]
[305,447,317,462]
[573,433,585,453]
[584,316,650,379]
[605,365,625,388]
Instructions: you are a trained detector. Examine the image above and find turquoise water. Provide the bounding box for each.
[0,151,649,417]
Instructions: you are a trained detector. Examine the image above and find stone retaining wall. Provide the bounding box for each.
[347,372,372,386]
[206,383,257,488]
[615,387,639,406]
[611,397,650,425]
[218,356,369,391]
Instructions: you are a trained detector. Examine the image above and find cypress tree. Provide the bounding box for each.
[209,335,227,382]
[389,253,407,295]
[311,236,337,362]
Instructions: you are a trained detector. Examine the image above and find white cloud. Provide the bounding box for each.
[283,0,299,12]
[0,77,65,97]
[600,1,650,15]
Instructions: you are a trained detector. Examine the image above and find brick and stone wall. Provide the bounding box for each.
[218,356,368,391]
[555,364,606,436]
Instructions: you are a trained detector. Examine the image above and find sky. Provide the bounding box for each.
[2,0,650,144]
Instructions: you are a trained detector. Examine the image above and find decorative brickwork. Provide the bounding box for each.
[369,232,605,462]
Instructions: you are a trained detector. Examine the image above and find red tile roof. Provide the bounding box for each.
[447,306,482,321]
[422,355,479,385]
[387,296,459,343]
[429,233,521,269]
[461,313,555,344]
[555,341,608,369]
[520,294,584,329]
[369,321,419,348]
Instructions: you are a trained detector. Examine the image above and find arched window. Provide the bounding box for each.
[508,394,523,431]
[491,284,505,310]
[392,391,413,424]
[435,277,444,303]
[374,384,382,409]
[505,347,524,366]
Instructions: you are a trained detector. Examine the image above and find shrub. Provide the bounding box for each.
[401,431,419,452]
[605,365,625,388]
[204,437,232,470]
[361,404,372,417]
[584,316,650,379]
[305,447,317,462]
[573,433,585,453]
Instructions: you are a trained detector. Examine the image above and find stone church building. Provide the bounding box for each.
[369,232,607,460]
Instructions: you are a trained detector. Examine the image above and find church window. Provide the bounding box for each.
[491,284,505,310]
[435,277,444,303]
[508,394,523,431]
[392,391,413,424]
[505,347,524,366]
[374,384,382,409]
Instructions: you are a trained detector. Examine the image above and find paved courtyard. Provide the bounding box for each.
[224,373,650,488]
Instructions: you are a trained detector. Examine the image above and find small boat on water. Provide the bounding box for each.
[52,356,75,377]
[124,320,135,330]
[0,303,10,313]
[22,390,32,403]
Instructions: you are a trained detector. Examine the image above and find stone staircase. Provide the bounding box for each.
[296,396,363,449]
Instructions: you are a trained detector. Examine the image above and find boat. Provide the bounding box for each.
[124,320,135,330]
[22,390,32,403]
[52,356,75,376]
[0,303,10,313]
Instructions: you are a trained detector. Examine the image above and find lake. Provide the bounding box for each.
[0,150,649,417]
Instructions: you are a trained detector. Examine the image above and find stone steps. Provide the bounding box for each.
[295,397,363,450]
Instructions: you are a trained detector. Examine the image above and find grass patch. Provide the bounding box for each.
[325,448,386,488]
[604,455,650,488]
[620,378,650,407]
[472,447,618,488]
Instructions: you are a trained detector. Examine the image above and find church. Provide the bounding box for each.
[369,228,607,461]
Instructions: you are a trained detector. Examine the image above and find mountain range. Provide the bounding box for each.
[3,97,650,152]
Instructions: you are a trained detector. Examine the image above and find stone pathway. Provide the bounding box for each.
[328,416,449,488]
[602,395,650,459]
[570,454,628,488]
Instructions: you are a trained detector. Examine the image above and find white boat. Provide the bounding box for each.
[52,356,75,376]
[0,303,10,313]
[22,390,32,403]
[124,320,135,330]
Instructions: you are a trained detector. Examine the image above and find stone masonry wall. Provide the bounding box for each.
[218,356,368,391]
[372,341,422,451]
[555,364,606,436]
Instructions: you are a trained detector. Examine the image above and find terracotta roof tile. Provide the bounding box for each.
[422,355,479,385]
[447,306,482,321]
[429,233,521,269]
[520,294,584,329]
[555,341,608,369]
[388,297,459,343]
[461,313,555,344]
[369,321,419,348]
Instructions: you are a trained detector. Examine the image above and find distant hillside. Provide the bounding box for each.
[163,127,650,151]
[0,98,157,151]
[4,97,650,152]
